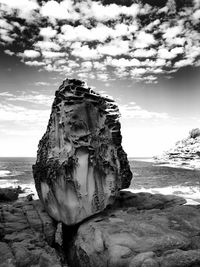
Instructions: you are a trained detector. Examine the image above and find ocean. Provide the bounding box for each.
[0,157,200,204]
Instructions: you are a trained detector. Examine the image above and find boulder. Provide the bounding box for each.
[0,186,24,202]
[0,200,62,267]
[66,191,200,267]
[33,79,132,225]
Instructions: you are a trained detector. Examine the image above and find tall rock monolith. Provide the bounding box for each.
[33,79,132,225]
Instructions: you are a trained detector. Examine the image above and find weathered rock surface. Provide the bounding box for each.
[66,191,200,267]
[33,79,132,225]
[154,128,200,169]
[0,200,62,267]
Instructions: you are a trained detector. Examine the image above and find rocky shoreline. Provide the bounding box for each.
[154,128,200,170]
[1,191,200,267]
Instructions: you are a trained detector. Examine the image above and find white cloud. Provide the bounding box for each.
[1,91,53,106]
[60,23,136,43]
[81,61,93,70]
[0,19,13,30]
[158,48,176,59]
[0,28,14,43]
[130,68,147,77]
[4,49,14,56]
[139,58,166,68]
[40,27,57,39]
[93,61,106,71]
[80,1,139,21]
[35,82,50,86]
[166,37,185,46]
[20,50,40,58]
[0,0,39,20]
[25,60,45,66]
[119,102,169,120]
[96,73,109,81]
[0,103,49,123]
[97,39,129,56]
[170,47,184,56]
[106,57,141,67]
[174,58,194,68]
[163,25,182,39]
[42,51,66,58]
[193,9,200,22]
[0,92,14,97]
[35,41,61,51]
[145,19,160,31]
[134,31,156,49]
[40,0,78,21]
[71,44,100,59]
[131,48,157,58]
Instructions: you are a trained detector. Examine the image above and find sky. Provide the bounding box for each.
[0,0,200,157]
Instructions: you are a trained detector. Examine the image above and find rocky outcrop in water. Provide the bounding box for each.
[0,200,62,267]
[0,186,24,202]
[33,79,132,225]
[154,128,200,169]
[66,191,200,267]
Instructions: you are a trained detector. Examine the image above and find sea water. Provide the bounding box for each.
[0,157,200,204]
[128,158,200,205]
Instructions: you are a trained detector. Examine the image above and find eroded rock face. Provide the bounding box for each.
[33,79,132,225]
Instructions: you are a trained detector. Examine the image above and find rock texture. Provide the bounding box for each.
[66,191,200,267]
[154,128,200,169]
[33,79,132,225]
[0,200,62,267]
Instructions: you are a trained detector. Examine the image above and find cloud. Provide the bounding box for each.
[158,48,176,59]
[42,51,66,58]
[80,1,140,21]
[163,25,182,39]
[106,57,141,67]
[60,23,136,43]
[4,49,14,56]
[20,50,40,58]
[134,31,156,49]
[0,0,39,20]
[193,9,200,22]
[71,43,100,59]
[97,39,129,56]
[0,102,49,124]
[96,73,109,81]
[0,92,14,97]
[39,27,57,39]
[174,58,194,68]
[0,24,14,43]
[0,19,13,30]
[119,102,169,120]
[0,0,199,83]
[25,60,46,66]
[131,48,157,58]
[40,0,78,21]
[35,82,51,86]
[35,41,61,51]
[0,91,54,106]
[81,61,93,70]
[130,68,147,77]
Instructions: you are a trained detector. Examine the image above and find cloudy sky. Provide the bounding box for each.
[0,0,200,157]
